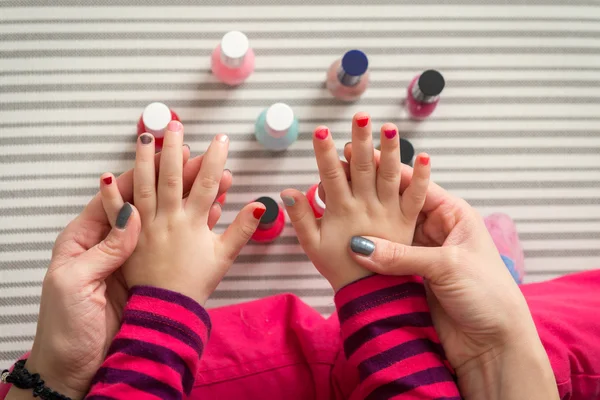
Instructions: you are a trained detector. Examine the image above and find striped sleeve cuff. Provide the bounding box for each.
[87,286,210,399]
[334,275,461,400]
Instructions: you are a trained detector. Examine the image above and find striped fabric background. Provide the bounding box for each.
[1,0,600,369]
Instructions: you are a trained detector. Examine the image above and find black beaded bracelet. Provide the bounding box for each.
[1,359,72,400]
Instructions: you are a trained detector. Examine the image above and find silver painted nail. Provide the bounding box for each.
[350,236,375,256]
[281,195,295,207]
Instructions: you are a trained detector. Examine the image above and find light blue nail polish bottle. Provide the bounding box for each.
[255,103,299,151]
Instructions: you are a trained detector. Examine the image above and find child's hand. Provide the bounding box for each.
[100,121,265,305]
[280,113,431,291]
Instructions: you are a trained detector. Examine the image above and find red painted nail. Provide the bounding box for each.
[253,207,266,219]
[356,116,369,127]
[315,128,329,140]
[419,154,430,166]
[384,129,397,139]
[102,176,112,185]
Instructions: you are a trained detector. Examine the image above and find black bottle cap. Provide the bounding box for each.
[418,70,445,97]
[400,138,415,166]
[255,196,279,225]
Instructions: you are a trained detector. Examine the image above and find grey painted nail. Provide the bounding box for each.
[116,203,133,230]
[140,134,152,145]
[350,236,375,256]
[281,195,295,207]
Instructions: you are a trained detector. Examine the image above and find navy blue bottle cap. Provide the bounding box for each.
[418,70,445,97]
[400,138,415,166]
[255,196,279,224]
[341,50,369,77]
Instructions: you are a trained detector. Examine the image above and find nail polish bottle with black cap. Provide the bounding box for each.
[251,196,285,243]
[406,70,445,119]
[376,138,415,166]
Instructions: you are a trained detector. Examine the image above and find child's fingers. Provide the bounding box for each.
[376,123,401,204]
[134,133,157,221]
[401,153,431,219]
[207,201,222,230]
[313,126,351,207]
[349,112,376,200]
[218,202,264,262]
[186,134,229,222]
[157,120,184,214]
[280,189,319,253]
[99,173,124,228]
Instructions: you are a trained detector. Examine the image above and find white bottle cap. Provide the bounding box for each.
[314,186,326,211]
[142,102,171,138]
[220,31,249,68]
[265,103,294,138]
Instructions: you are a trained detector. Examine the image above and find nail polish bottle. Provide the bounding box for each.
[306,183,325,218]
[376,137,415,166]
[255,103,299,151]
[216,193,226,205]
[406,69,445,120]
[211,31,255,86]
[251,196,285,243]
[137,102,180,150]
[326,50,369,102]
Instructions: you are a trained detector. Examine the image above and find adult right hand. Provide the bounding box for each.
[342,147,559,400]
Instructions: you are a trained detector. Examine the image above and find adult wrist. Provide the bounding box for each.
[22,357,86,400]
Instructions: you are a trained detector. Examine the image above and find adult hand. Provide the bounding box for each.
[7,147,231,399]
[342,147,558,399]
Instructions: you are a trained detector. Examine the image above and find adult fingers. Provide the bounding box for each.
[134,133,157,221]
[207,201,222,230]
[157,120,184,214]
[99,173,124,228]
[280,189,319,253]
[218,202,264,262]
[347,235,455,284]
[349,112,376,199]
[76,203,141,280]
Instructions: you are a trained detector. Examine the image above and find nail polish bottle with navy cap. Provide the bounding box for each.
[255,102,299,151]
[211,31,255,86]
[137,102,180,150]
[251,196,285,243]
[406,69,445,119]
[326,50,370,101]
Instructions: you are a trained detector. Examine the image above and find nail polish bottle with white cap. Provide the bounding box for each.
[254,103,299,151]
[211,31,255,86]
[137,102,180,150]
[306,183,326,218]
[326,50,369,101]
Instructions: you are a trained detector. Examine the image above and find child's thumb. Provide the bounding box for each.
[77,203,141,280]
[348,236,453,283]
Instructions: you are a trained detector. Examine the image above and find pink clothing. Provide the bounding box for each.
[3,271,600,399]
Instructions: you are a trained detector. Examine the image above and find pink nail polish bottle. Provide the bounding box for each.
[306,184,325,218]
[251,196,285,243]
[326,50,369,102]
[211,31,255,86]
[406,70,445,120]
[137,102,180,150]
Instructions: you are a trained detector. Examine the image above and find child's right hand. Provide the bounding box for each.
[280,113,431,291]
[99,121,265,305]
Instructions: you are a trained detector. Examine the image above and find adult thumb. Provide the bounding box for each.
[348,236,453,282]
[77,203,141,280]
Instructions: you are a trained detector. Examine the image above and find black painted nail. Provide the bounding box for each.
[350,236,375,256]
[116,203,133,230]
[140,134,153,145]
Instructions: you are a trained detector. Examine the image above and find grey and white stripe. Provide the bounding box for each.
[2,1,600,367]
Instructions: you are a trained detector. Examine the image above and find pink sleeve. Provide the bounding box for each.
[334,275,461,400]
[85,286,211,400]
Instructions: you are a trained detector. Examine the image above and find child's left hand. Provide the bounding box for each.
[280,113,431,291]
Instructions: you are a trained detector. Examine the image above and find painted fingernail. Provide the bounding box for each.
[419,154,430,166]
[281,195,295,207]
[139,134,153,145]
[167,120,182,132]
[102,176,112,185]
[356,116,369,127]
[384,129,397,139]
[217,134,228,143]
[350,236,375,256]
[116,203,133,230]
[315,128,329,140]
[253,207,266,220]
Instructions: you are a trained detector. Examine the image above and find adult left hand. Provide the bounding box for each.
[5,147,231,399]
